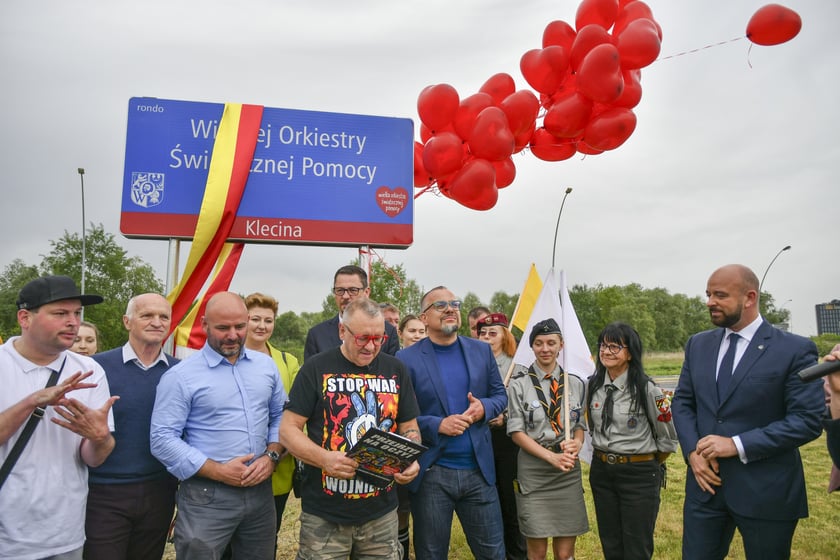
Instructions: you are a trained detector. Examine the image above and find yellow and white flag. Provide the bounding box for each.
[510,263,542,333]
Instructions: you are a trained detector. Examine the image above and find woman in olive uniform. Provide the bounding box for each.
[506,318,588,560]
[586,322,677,560]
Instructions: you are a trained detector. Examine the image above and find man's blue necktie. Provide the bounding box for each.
[717,333,741,400]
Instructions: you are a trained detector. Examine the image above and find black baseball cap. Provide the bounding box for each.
[16,275,103,310]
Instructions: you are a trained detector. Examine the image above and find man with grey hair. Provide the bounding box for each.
[281,298,421,559]
[397,286,508,560]
[85,293,179,560]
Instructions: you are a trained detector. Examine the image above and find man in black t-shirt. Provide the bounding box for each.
[280,298,421,559]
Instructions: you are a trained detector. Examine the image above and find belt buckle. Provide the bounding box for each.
[605,453,619,464]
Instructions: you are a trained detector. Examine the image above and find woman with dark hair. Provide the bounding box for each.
[586,322,678,560]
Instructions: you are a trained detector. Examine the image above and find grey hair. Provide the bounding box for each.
[341,298,382,323]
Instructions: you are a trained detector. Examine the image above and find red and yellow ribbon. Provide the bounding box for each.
[167,103,263,347]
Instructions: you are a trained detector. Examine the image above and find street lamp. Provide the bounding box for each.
[759,245,791,293]
[77,168,87,320]
[551,187,573,269]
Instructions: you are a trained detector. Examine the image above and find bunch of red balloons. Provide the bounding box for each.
[413,0,661,210]
[413,1,801,211]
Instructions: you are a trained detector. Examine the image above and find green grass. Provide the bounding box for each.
[165,352,837,559]
[644,351,684,378]
[252,435,837,559]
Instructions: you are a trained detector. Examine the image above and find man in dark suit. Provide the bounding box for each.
[672,264,824,560]
[304,265,399,361]
[822,344,840,470]
[396,285,507,560]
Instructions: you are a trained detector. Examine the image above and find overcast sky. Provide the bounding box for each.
[1,0,836,336]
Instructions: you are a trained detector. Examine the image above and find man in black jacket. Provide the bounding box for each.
[304,265,399,361]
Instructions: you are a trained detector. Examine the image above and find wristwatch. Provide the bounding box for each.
[265,450,281,464]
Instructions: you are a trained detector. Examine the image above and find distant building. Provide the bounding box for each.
[815,299,840,335]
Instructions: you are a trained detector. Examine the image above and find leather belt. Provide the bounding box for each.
[594,451,656,464]
[540,441,563,453]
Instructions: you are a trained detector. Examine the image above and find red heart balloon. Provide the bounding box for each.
[500,90,540,136]
[479,73,516,106]
[530,128,577,161]
[612,69,642,108]
[417,84,460,131]
[583,107,637,151]
[513,121,536,153]
[468,107,515,161]
[544,92,593,138]
[746,4,802,46]
[448,159,499,211]
[576,140,604,155]
[422,132,464,178]
[520,46,571,94]
[616,18,661,69]
[543,20,577,50]
[613,1,655,37]
[576,0,619,31]
[454,93,495,141]
[413,141,431,187]
[570,24,613,71]
[492,157,517,189]
[577,43,624,103]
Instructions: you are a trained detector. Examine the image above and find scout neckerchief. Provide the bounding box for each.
[527,364,564,436]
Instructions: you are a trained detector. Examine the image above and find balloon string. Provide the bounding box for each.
[414,184,434,199]
[368,248,405,298]
[656,36,745,61]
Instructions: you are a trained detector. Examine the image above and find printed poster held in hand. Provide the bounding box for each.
[346,428,427,488]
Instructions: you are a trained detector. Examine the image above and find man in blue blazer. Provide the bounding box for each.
[304,265,399,361]
[672,264,824,560]
[397,286,507,560]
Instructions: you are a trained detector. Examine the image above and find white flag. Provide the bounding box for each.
[512,268,595,378]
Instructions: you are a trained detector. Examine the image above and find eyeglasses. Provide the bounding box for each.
[422,300,462,313]
[599,342,626,355]
[333,286,364,297]
[344,325,389,347]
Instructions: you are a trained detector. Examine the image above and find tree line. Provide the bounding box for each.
[4,225,835,361]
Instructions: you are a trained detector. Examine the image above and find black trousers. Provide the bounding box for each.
[84,476,178,560]
[589,458,662,560]
[491,426,527,560]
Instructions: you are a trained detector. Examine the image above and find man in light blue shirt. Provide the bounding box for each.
[151,292,287,560]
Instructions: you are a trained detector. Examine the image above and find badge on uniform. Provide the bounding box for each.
[627,416,638,429]
[569,409,580,423]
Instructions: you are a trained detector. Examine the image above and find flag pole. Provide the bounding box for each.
[503,360,516,387]
[563,366,570,442]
